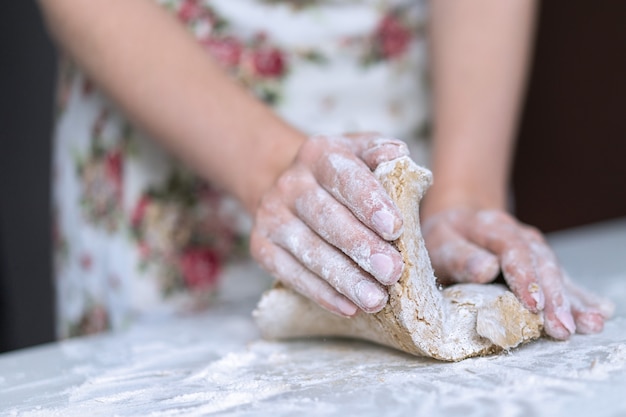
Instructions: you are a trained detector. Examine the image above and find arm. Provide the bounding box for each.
[38,0,407,316]
[38,0,303,213]
[425,0,535,216]
[424,0,612,338]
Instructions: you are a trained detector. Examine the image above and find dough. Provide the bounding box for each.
[253,156,543,361]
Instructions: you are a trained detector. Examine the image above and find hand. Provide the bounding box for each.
[422,208,615,339]
[250,133,408,317]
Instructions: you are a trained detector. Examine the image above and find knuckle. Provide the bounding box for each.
[522,225,545,243]
[299,135,329,163]
[477,209,513,225]
[256,193,273,216]
[254,197,278,231]
[275,173,294,195]
[249,231,270,266]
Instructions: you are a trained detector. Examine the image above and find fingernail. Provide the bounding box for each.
[528,282,545,310]
[468,253,499,283]
[574,311,604,334]
[545,318,571,340]
[370,253,397,284]
[355,280,388,310]
[555,304,576,335]
[372,210,397,239]
[335,296,358,317]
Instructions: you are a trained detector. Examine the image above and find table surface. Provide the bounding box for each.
[2,218,626,417]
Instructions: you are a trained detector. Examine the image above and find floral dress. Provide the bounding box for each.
[53,0,430,338]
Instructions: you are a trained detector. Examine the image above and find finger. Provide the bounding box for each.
[526,240,576,339]
[265,207,389,313]
[250,229,358,317]
[339,133,410,169]
[294,185,403,285]
[562,270,615,319]
[570,297,605,334]
[466,211,545,312]
[254,183,389,312]
[561,270,611,333]
[423,219,499,285]
[311,152,402,241]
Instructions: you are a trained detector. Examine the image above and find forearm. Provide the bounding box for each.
[425,0,537,216]
[38,0,305,213]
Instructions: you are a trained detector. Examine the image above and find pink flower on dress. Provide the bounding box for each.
[80,150,124,230]
[132,195,150,227]
[179,248,221,290]
[178,0,205,22]
[251,47,286,78]
[104,150,123,198]
[376,14,411,59]
[202,36,243,68]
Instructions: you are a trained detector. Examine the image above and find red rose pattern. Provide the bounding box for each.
[105,150,123,199]
[59,1,420,338]
[251,47,286,78]
[376,14,412,59]
[179,248,221,290]
[131,180,241,295]
[132,195,150,227]
[79,145,125,231]
[178,0,210,22]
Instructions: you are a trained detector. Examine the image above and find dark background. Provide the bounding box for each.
[1,2,625,353]
[1,1,56,352]
[513,1,626,232]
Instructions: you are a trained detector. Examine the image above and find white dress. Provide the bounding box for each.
[52,0,430,338]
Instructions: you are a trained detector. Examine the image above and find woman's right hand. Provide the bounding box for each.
[250,133,409,317]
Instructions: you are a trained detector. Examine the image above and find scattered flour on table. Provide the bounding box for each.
[6,334,626,417]
[4,272,626,417]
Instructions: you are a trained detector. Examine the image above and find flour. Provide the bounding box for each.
[325,152,401,240]
[3,286,626,417]
[255,157,542,360]
[2,239,626,417]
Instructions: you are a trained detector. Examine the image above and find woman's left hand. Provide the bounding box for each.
[422,207,615,340]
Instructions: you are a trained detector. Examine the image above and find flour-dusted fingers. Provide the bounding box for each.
[271,214,388,313]
[250,230,358,317]
[271,160,402,286]
[523,237,576,339]
[254,185,389,312]
[570,298,605,334]
[250,133,413,315]
[466,210,545,313]
[294,185,403,286]
[421,206,613,340]
[297,136,404,241]
[559,270,613,334]
[561,270,615,319]
[422,214,499,284]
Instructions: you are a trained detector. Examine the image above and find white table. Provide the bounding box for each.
[2,219,626,417]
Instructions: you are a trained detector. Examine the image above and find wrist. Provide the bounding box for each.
[241,125,306,214]
[421,180,507,220]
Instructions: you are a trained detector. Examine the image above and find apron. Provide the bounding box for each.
[52,0,429,338]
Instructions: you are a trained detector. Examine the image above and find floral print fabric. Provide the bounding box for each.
[53,0,430,338]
